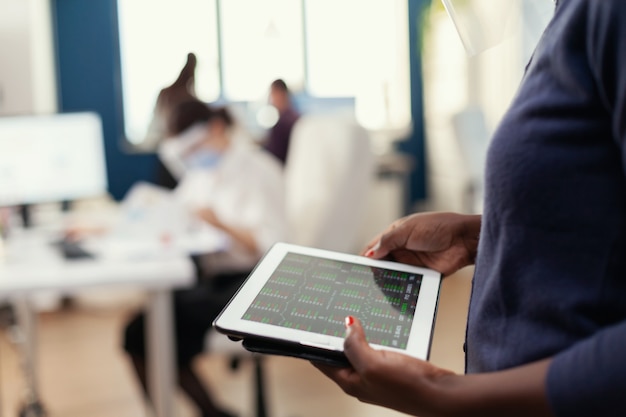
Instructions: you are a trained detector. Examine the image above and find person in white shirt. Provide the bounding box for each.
[124,104,285,417]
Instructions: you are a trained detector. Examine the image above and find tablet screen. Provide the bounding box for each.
[241,252,422,349]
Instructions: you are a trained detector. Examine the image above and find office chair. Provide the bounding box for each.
[205,332,269,417]
[284,113,374,252]
[451,106,490,214]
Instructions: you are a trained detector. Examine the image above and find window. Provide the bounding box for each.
[219,0,304,101]
[117,0,410,147]
[117,0,220,146]
[304,0,363,97]
[305,0,411,130]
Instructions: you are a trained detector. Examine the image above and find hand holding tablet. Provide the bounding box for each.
[214,243,442,366]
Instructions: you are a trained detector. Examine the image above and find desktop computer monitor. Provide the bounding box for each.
[0,112,108,207]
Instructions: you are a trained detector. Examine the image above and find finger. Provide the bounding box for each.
[377,215,432,261]
[362,217,407,258]
[343,316,379,373]
[312,362,360,386]
[360,234,381,256]
[312,362,355,380]
[312,361,365,397]
[367,230,398,259]
[390,249,426,268]
[365,219,408,259]
[363,238,381,257]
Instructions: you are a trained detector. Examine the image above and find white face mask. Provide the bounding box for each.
[183,147,223,171]
[158,123,209,179]
[440,0,556,56]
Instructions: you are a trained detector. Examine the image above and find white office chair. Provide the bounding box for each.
[284,113,374,252]
[451,106,490,214]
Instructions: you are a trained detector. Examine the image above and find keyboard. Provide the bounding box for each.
[51,239,94,260]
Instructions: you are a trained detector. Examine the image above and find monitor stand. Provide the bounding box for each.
[19,201,72,229]
[19,204,32,229]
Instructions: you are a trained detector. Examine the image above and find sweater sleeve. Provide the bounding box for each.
[547,321,626,416]
[547,2,626,416]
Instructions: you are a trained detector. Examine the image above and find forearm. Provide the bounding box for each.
[547,321,626,416]
[196,208,259,254]
[432,358,553,417]
[217,223,258,254]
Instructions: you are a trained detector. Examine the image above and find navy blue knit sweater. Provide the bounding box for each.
[466,1,626,415]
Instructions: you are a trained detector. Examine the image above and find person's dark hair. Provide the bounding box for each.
[270,79,289,93]
[167,99,212,136]
[208,106,234,127]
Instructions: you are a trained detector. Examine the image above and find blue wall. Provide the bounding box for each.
[52,0,157,200]
[399,0,430,205]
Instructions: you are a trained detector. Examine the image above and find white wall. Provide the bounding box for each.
[0,0,57,116]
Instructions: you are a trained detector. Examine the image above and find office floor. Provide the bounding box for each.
[0,267,472,417]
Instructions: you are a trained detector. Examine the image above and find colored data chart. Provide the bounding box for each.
[242,252,422,348]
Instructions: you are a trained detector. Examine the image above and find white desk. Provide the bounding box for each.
[0,230,195,417]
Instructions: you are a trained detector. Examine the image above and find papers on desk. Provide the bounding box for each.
[84,231,229,261]
[86,182,230,260]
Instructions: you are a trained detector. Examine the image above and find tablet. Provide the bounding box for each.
[214,242,442,366]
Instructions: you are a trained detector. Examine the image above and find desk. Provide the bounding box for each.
[0,230,195,417]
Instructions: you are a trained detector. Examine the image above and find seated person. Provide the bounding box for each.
[123,104,286,417]
[262,79,300,165]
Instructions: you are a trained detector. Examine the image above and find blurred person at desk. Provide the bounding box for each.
[262,79,300,165]
[123,103,286,417]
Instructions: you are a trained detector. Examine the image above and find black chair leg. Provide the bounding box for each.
[253,355,268,417]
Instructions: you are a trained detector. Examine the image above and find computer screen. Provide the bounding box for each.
[0,112,108,206]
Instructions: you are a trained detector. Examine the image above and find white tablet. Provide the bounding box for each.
[214,242,442,366]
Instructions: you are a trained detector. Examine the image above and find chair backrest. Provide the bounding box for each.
[284,114,374,253]
[451,106,490,213]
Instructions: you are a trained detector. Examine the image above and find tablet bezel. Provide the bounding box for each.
[214,242,442,360]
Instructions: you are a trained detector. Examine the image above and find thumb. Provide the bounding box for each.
[364,239,381,258]
[343,316,377,372]
[365,234,393,260]
[365,222,414,260]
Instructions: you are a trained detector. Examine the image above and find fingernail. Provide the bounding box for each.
[366,241,381,257]
[345,316,355,327]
